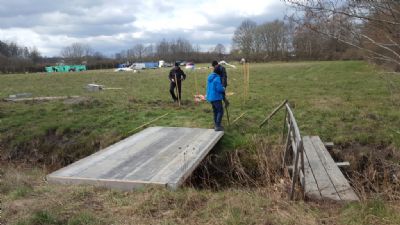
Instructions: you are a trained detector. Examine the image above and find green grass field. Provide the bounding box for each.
[1,61,399,164]
[1,61,400,224]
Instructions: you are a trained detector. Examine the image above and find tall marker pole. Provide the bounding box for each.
[174,74,181,107]
[194,72,199,105]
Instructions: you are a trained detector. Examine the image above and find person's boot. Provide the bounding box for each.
[215,126,224,131]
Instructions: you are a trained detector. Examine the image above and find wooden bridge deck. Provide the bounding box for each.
[260,100,358,201]
[47,127,224,190]
[302,136,359,201]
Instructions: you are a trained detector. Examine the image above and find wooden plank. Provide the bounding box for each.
[290,161,351,170]
[310,136,359,201]
[290,139,302,200]
[336,162,350,167]
[47,127,224,190]
[5,96,80,102]
[303,136,340,201]
[302,149,322,200]
[324,142,334,150]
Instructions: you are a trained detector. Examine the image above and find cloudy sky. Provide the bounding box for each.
[0,0,287,57]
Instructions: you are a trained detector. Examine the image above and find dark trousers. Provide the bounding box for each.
[211,100,224,127]
[169,81,182,101]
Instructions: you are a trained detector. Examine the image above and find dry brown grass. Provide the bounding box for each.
[0,163,320,225]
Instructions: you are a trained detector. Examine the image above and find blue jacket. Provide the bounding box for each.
[206,72,225,102]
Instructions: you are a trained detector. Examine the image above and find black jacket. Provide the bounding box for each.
[169,66,186,82]
[214,65,227,87]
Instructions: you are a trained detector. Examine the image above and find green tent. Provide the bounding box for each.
[45,65,87,73]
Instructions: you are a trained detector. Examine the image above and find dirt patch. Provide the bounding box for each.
[331,143,400,200]
[187,138,285,190]
[1,127,103,167]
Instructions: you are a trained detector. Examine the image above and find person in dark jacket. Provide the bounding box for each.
[169,62,186,102]
[212,60,229,107]
[206,69,225,131]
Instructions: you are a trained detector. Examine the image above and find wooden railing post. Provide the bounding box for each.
[281,109,287,143]
[258,101,305,200]
[282,111,291,169]
[290,138,301,200]
[300,139,305,198]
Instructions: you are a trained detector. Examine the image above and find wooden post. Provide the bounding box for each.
[231,112,246,125]
[282,109,287,143]
[246,63,250,98]
[290,139,303,200]
[259,99,288,128]
[242,63,246,106]
[194,72,199,97]
[282,115,291,169]
[127,113,169,135]
[194,72,199,105]
[174,74,181,107]
[300,139,305,198]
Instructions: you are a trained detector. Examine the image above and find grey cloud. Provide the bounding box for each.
[33,24,135,38]
[0,0,287,56]
[0,0,139,29]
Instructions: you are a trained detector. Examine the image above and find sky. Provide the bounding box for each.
[0,0,288,57]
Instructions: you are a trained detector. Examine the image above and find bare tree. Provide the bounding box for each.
[133,44,145,60]
[255,20,290,60]
[61,43,93,64]
[214,43,226,58]
[29,47,41,64]
[285,0,400,69]
[232,19,257,59]
[144,44,154,58]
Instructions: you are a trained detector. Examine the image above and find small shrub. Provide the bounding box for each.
[9,186,33,199]
[67,212,101,225]
[30,211,60,225]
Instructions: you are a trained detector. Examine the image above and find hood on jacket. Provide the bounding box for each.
[207,72,219,82]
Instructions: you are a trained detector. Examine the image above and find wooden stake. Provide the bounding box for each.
[259,99,288,128]
[242,63,246,106]
[174,74,181,106]
[127,113,169,134]
[231,112,246,125]
[246,63,250,98]
[194,72,199,105]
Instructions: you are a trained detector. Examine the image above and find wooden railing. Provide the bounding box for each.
[260,100,305,200]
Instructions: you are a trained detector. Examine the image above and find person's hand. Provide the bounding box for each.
[171,79,175,82]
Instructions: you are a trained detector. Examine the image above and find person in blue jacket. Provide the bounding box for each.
[206,65,226,131]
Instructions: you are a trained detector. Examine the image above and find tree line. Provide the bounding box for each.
[115,38,228,64]
[1,0,399,73]
[0,40,41,73]
[230,0,399,71]
[284,0,400,71]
